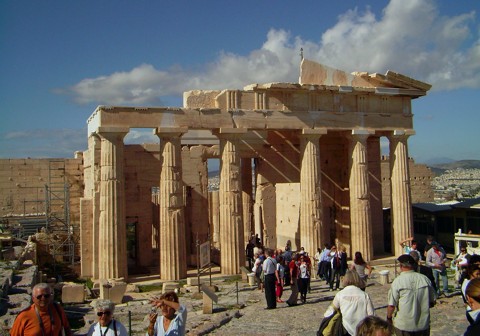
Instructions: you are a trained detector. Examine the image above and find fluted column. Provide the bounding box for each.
[97,127,129,280]
[90,134,101,279]
[300,129,326,256]
[218,129,246,274]
[389,130,414,256]
[156,128,187,280]
[348,130,374,260]
[241,158,253,245]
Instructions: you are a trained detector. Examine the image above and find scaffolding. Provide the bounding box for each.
[45,159,75,269]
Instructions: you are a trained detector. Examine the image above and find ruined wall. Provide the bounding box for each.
[0,157,84,222]
[121,144,210,269]
[124,144,161,271]
[367,138,385,255]
[319,135,351,251]
[381,157,434,208]
[275,183,300,250]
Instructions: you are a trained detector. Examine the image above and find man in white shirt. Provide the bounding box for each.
[262,248,278,309]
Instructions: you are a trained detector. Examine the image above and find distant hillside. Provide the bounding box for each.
[426,160,480,177]
[428,160,480,170]
[208,170,219,177]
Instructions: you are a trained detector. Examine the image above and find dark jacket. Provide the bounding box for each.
[464,312,480,336]
[417,264,437,292]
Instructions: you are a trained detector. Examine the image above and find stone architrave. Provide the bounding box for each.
[97,127,129,280]
[156,128,188,280]
[218,129,246,275]
[348,130,374,260]
[299,129,326,256]
[389,130,415,256]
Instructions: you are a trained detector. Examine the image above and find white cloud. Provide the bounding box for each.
[64,0,479,105]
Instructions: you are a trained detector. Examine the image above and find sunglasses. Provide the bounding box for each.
[36,294,51,300]
[97,311,112,317]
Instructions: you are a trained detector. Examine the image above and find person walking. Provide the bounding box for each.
[298,254,311,303]
[314,247,322,279]
[387,254,435,335]
[286,253,300,306]
[324,270,375,336]
[245,238,255,270]
[252,250,265,292]
[425,241,449,295]
[10,282,72,336]
[409,250,437,294]
[275,255,285,303]
[319,243,332,282]
[262,248,278,309]
[350,251,372,287]
[330,245,347,291]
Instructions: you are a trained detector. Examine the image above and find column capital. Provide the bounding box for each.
[301,128,327,136]
[96,127,129,137]
[347,129,374,144]
[214,128,248,135]
[154,127,188,137]
[351,129,375,136]
[389,129,416,137]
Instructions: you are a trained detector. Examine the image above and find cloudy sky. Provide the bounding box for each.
[0,0,479,164]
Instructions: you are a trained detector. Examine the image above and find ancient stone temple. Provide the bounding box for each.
[79,59,431,280]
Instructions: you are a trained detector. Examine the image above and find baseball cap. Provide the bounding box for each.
[397,254,416,265]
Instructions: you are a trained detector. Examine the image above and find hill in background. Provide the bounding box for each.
[428,160,480,176]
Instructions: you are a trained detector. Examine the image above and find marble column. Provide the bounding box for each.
[241,158,253,245]
[299,129,326,256]
[218,129,246,275]
[97,127,129,280]
[389,130,414,256]
[90,134,101,279]
[156,128,187,280]
[348,130,374,260]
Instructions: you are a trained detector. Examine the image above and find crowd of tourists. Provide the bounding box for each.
[247,234,480,336]
[9,233,480,336]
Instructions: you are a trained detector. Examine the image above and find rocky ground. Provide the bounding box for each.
[1,261,471,335]
[78,265,468,335]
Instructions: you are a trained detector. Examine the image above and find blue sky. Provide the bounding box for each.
[0,0,479,164]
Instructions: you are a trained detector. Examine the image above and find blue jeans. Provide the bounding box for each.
[433,268,449,293]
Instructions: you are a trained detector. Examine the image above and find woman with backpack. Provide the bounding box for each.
[323,270,375,336]
[350,251,372,289]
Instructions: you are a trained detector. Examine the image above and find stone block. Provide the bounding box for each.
[239,266,250,281]
[162,282,180,294]
[99,281,127,304]
[247,273,256,286]
[201,284,218,314]
[186,277,202,286]
[202,292,213,314]
[12,246,24,259]
[379,270,390,285]
[62,284,85,303]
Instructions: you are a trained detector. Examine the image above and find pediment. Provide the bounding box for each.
[299,59,431,92]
